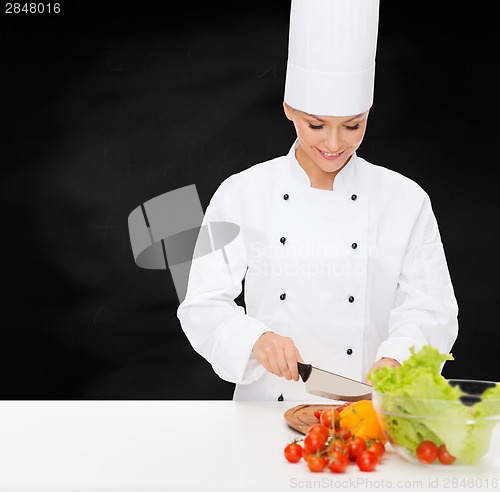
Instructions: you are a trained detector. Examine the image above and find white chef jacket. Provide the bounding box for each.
[177,141,458,401]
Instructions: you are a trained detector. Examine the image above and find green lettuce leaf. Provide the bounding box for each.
[369,346,499,465]
[463,382,500,463]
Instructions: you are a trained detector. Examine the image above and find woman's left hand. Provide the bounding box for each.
[365,357,401,384]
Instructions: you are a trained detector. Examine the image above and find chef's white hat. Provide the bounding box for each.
[284,0,380,116]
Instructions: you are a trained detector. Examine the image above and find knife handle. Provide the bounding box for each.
[297,362,312,382]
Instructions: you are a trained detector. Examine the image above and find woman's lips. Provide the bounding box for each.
[316,148,344,160]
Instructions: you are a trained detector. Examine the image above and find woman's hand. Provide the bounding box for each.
[365,357,401,384]
[252,332,304,381]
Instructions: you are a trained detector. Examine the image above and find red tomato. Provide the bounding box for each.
[284,443,303,463]
[328,451,349,473]
[367,440,385,460]
[304,432,327,454]
[329,438,348,455]
[416,441,438,464]
[348,436,367,461]
[307,454,327,472]
[336,426,352,441]
[437,444,456,465]
[313,410,322,420]
[307,424,330,441]
[356,450,378,472]
[301,446,311,461]
[332,408,341,430]
[337,402,353,413]
[320,408,336,429]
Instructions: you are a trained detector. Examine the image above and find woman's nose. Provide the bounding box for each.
[324,129,341,152]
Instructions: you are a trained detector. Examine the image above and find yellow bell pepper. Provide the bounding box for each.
[338,400,387,444]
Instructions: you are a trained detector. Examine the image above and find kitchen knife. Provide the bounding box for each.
[297,362,373,402]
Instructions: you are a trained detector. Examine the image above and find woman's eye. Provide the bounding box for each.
[308,124,324,130]
[345,124,360,131]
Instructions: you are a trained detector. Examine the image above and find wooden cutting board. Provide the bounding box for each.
[283,404,340,434]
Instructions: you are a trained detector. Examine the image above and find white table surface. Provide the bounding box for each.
[0,400,498,491]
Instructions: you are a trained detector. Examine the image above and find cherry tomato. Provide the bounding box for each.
[356,450,378,472]
[320,408,336,429]
[307,454,327,472]
[348,436,367,461]
[307,424,330,441]
[334,409,342,430]
[437,444,456,465]
[336,426,352,441]
[325,408,342,430]
[416,441,438,464]
[328,438,348,455]
[367,440,385,460]
[301,445,311,461]
[328,451,349,473]
[284,443,303,463]
[304,432,327,454]
[313,410,322,420]
[337,402,353,413]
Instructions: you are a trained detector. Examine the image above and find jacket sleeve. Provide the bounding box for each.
[375,192,459,364]
[176,180,268,385]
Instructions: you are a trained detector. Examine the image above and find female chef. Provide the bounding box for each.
[177,0,458,401]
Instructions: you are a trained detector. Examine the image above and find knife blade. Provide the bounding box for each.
[297,362,372,402]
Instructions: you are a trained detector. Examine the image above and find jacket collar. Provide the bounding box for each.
[287,139,359,193]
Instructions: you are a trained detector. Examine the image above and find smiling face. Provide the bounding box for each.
[283,102,369,189]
